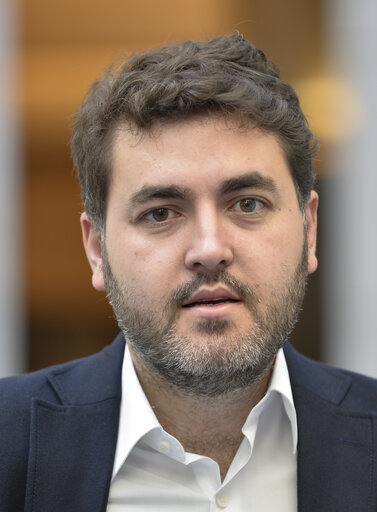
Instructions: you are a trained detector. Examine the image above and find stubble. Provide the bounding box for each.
[102,241,308,397]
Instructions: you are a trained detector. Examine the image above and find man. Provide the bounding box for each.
[1,34,376,511]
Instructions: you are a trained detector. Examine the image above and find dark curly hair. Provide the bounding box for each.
[71,33,317,229]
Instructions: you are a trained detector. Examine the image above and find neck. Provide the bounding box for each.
[128,343,274,480]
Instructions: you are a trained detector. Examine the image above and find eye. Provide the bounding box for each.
[235,197,265,213]
[142,207,177,223]
[150,208,169,221]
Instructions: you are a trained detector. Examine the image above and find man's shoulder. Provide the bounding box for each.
[284,342,377,414]
[0,358,78,412]
[0,334,125,510]
[0,332,125,412]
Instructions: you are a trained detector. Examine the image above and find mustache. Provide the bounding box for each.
[167,271,260,312]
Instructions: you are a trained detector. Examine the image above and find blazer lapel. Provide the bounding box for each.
[284,344,376,512]
[295,386,374,512]
[24,334,124,512]
[24,398,120,512]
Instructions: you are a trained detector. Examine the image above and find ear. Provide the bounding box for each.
[80,212,105,291]
[304,190,319,275]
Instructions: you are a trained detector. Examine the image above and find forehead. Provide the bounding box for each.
[110,117,296,199]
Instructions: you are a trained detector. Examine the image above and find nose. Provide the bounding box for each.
[184,208,234,273]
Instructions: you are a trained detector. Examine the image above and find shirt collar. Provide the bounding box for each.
[111,344,161,479]
[241,347,298,454]
[271,347,298,452]
[112,343,297,480]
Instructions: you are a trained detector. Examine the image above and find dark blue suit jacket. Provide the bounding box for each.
[1,333,376,511]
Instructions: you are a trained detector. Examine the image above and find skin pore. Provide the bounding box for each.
[81,116,318,479]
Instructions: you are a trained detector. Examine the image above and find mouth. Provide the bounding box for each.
[182,297,240,308]
[181,286,241,309]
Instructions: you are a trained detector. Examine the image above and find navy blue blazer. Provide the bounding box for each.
[1,333,376,511]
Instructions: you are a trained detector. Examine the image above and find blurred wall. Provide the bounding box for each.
[322,0,377,377]
[0,0,24,377]
[22,0,324,371]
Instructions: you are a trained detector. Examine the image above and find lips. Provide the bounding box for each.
[182,287,241,308]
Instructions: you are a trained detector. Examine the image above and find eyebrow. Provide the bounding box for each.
[128,171,279,209]
[220,172,279,196]
[128,185,189,208]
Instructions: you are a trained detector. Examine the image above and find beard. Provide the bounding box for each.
[102,241,308,398]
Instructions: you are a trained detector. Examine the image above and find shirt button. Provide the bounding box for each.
[159,439,171,453]
[216,493,228,509]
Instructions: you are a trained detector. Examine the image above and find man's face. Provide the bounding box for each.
[81,116,318,396]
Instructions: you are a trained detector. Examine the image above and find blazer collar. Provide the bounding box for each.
[47,332,125,405]
[284,343,376,512]
[24,333,125,512]
[283,342,353,405]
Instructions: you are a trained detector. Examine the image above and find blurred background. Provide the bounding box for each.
[1,0,376,377]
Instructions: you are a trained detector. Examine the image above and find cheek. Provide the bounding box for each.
[239,223,304,279]
[271,215,305,256]
[111,237,184,287]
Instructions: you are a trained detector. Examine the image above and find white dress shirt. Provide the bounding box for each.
[107,345,297,511]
